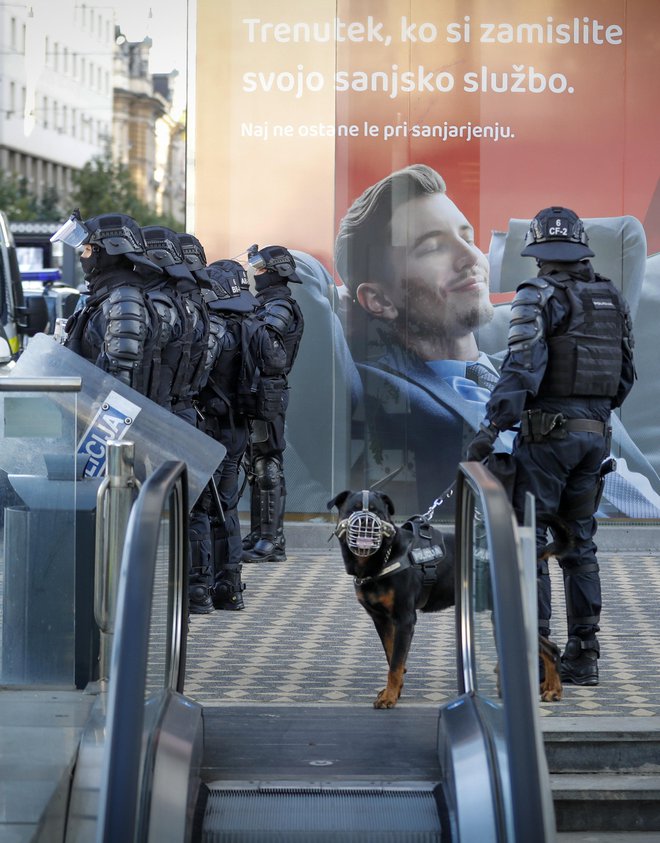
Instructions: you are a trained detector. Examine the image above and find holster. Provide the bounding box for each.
[520,409,567,443]
[559,457,617,519]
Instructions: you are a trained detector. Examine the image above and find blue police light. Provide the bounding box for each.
[21,269,62,282]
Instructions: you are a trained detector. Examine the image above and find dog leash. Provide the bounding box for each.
[420,480,457,521]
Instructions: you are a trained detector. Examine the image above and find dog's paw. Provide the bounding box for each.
[373,689,399,709]
[540,682,562,702]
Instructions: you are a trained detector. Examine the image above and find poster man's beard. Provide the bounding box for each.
[392,283,494,342]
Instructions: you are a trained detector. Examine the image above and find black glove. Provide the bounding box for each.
[466,422,499,462]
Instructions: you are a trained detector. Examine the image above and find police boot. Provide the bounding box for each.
[210,566,246,611]
[241,480,261,553]
[189,566,214,615]
[247,502,287,563]
[242,458,285,563]
[560,636,600,686]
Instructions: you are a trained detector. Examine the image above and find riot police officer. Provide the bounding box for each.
[195,260,263,609]
[142,227,219,613]
[50,211,166,394]
[142,226,212,425]
[467,207,636,687]
[241,245,305,564]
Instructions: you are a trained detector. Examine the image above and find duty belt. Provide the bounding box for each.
[521,410,608,443]
[562,419,608,435]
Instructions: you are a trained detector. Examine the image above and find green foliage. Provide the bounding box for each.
[0,174,62,221]
[2,152,182,229]
[69,153,183,229]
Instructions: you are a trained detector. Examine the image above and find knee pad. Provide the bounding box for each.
[254,457,282,490]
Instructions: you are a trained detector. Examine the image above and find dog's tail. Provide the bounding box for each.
[538,513,575,561]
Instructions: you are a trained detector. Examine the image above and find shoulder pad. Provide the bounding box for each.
[260,300,296,332]
[508,281,552,352]
[513,279,554,308]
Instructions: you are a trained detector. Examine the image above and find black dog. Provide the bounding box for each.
[329,489,571,707]
[328,489,455,708]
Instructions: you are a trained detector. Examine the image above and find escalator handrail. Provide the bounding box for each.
[456,461,549,843]
[96,459,189,843]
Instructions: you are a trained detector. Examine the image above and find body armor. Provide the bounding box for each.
[538,274,627,400]
[64,268,162,396]
[255,286,304,373]
[174,279,212,406]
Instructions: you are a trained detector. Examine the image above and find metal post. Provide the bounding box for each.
[94,440,139,681]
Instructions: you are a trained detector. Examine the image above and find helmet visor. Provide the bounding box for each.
[50,216,89,248]
[248,250,266,271]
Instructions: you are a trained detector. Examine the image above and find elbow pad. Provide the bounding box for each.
[104,286,148,377]
[507,278,554,354]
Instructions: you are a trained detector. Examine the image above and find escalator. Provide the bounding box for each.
[0,361,555,841]
[87,460,555,842]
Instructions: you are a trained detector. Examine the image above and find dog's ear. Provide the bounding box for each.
[382,494,395,517]
[327,490,351,511]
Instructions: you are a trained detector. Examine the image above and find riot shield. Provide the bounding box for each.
[3,333,225,505]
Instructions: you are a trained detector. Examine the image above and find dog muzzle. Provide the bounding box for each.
[334,490,396,557]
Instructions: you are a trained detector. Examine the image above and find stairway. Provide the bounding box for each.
[544,717,660,839]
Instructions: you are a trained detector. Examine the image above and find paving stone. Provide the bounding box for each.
[184,549,660,716]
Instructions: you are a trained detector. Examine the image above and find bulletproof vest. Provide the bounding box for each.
[198,314,243,419]
[256,288,304,373]
[235,311,288,421]
[64,268,164,397]
[174,281,211,403]
[145,283,192,408]
[538,273,625,399]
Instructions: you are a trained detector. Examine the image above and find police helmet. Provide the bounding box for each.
[142,225,196,281]
[521,207,594,261]
[177,232,212,285]
[207,259,258,312]
[247,244,302,282]
[51,211,161,271]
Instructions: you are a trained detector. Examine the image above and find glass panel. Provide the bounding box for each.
[144,499,174,697]
[0,388,85,687]
[471,502,500,701]
[193,0,660,524]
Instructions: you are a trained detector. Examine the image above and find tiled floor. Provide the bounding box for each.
[185,548,660,717]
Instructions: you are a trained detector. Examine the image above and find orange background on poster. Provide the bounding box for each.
[194,0,660,271]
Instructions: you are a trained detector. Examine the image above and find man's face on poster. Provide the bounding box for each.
[383,193,493,340]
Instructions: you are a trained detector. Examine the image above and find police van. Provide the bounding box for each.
[0,211,49,366]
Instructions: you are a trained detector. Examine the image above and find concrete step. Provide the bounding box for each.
[543,717,660,774]
[550,773,660,833]
[543,718,660,834]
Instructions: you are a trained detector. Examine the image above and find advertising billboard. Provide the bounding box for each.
[194,0,660,519]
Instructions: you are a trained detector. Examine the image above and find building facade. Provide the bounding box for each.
[0,2,185,223]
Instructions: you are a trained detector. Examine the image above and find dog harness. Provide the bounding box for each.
[352,515,446,609]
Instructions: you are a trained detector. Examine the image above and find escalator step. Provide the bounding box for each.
[203,787,443,841]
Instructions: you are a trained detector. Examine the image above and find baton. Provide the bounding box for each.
[208,475,226,525]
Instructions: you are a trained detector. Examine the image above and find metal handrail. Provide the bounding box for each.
[0,376,81,391]
[455,460,552,843]
[96,460,189,843]
[94,440,141,681]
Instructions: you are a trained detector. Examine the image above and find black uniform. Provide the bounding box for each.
[467,207,635,687]
[142,227,212,425]
[62,214,167,396]
[242,246,305,564]
[192,260,267,611]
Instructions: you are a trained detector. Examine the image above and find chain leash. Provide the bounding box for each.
[421,480,457,522]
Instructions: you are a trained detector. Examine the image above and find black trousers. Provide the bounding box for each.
[512,430,608,641]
